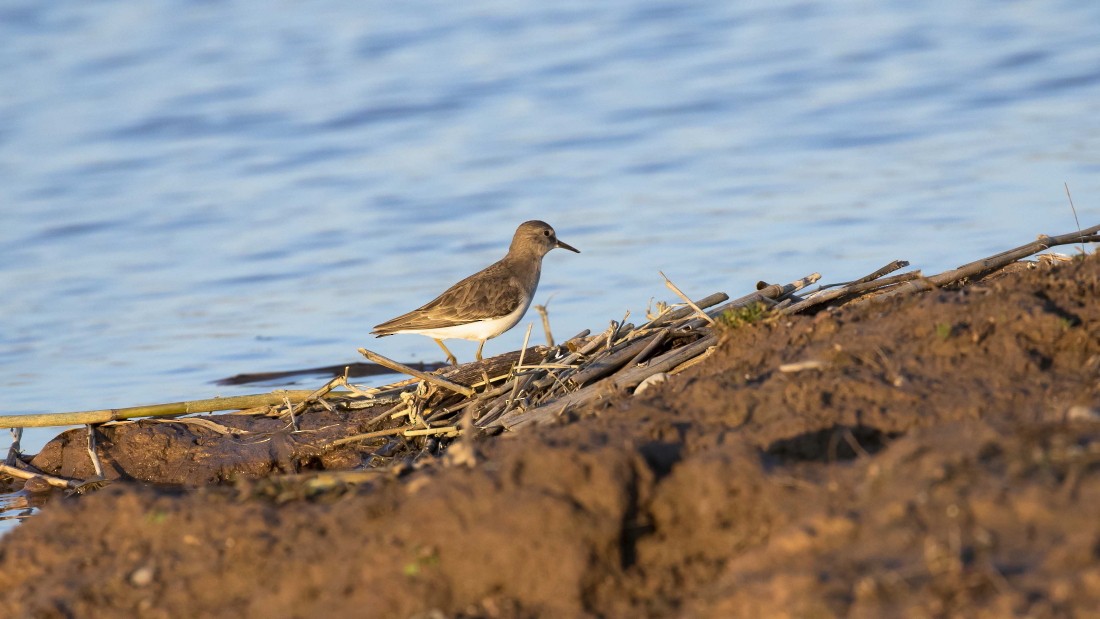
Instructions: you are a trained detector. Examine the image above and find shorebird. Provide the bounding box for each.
[372,220,580,365]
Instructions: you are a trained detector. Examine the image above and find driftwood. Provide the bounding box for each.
[772,224,1100,315]
[0,462,79,490]
[358,348,477,397]
[782,268,921,314]
[0,391,360,429]
[874,225,1100,298]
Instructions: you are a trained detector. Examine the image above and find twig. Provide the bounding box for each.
[682,273,822,332]
[508,324,534,405]
[645,292,729,328]
[569,332,661,388]
[473,330,587,426]
[86,425,104,479]
[268,469,388,491]
[475,400,510,428]
[399,383,430,430]
[442,339,573,423]
[141,417,252,436]
[0,462,80,490]
[778,360,827,373]
[645,298,674,323]
[522,323,612,398]
[5,428,22,466]
[335,373,383,399]
[534,295,555,346]
[669,343,718,374]
[430,381,511,423]
[283,395,299,431]
[444,410,478,467]
[781,270,922,314]
[875,223,1100,299]
[850,259,910,285]
[514,362,574,371]
[1065,183,1084,254]
[750,273,823,302]
[281,374,345,420]
[626,329,668,367]
[579,323,616,358]
[467,356,561,425]
[659,271,716,326]
[436,347,549,389]
[563,329,591,348]
[498,334,719,430]
[0,390,359,429]
[403,426,459,438]
[698,273,821,328]
[502,372,537,414]
[611,312,632,343]
[365,400,410,428]
[328,426,407,447]
[611,334,719,390]
[816,260,910,290]
[358,348,475,397]
[841,428,870,459]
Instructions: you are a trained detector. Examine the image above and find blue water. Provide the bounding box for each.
[2,0,1099,467]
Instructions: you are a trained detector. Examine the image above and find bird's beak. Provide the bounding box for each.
[556,239,580,253]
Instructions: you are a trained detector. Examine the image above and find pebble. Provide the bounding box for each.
[1066,405,1100,422]
[130,565,155,587]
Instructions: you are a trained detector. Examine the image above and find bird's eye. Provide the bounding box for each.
[543,230,551,237]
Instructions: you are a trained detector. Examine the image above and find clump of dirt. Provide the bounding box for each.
[28,408,379,484]
[1,254,1098,618]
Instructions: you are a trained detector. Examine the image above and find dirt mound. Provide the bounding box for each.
[1,253,1098,618]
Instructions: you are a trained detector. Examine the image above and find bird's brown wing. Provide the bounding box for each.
[371,261,525,335]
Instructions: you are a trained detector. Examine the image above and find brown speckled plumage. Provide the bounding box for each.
[372,259,529,332]
[371,220,579,365]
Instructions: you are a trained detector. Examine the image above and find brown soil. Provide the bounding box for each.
[2,254,1099,618]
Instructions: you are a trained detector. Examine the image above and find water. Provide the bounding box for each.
[1,1,1098,468]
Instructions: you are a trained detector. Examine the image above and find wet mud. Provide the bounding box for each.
[1,253,1098,618]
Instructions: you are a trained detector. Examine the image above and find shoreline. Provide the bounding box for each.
[1,244,1098,617]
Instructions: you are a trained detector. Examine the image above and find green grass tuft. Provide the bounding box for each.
[717,302,769,330]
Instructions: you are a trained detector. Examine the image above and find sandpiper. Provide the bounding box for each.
[372,220,580,365]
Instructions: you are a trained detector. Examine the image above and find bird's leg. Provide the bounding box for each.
[475,340,485,361]
[435,339,458,366]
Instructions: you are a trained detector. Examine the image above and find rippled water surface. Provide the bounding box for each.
[2,0,1099,466]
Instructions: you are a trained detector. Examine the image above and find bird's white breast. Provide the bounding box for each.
[390,294,532,341]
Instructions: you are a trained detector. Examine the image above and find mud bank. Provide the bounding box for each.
[1,253,1098,618]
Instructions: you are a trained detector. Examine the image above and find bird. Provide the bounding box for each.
[371,220,580,366]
